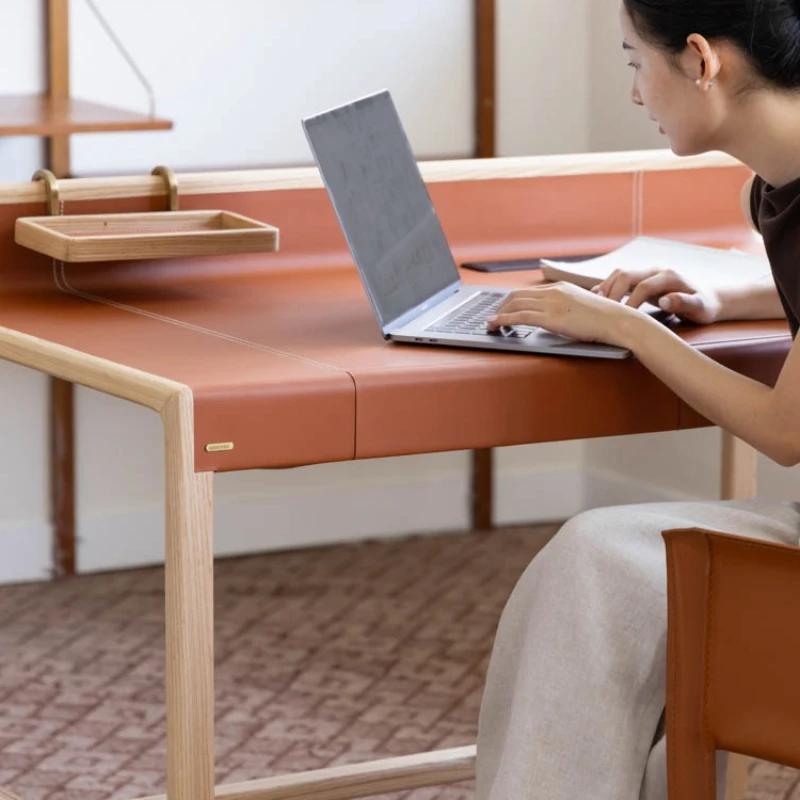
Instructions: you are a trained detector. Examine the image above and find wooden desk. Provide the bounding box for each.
[0,152,788,800]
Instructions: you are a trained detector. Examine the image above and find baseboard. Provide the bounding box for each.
[0,521,52,584]
[494,466,584,526]
[11,467,701,579]
[77,474,468,573]
[77,466,585,574]
[583,467,702,509]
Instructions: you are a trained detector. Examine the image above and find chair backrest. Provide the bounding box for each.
[662,527,800,799]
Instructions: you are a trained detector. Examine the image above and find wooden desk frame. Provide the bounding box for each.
[0,150,765,800]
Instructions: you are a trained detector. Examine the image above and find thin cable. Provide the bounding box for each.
[83,0,157,118]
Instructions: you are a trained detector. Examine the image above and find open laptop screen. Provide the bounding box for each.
[302,90,460,331]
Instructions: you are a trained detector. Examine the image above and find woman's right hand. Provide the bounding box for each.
[590,267,723,325]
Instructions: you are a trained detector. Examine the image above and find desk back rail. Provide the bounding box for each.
[0,149,742,205]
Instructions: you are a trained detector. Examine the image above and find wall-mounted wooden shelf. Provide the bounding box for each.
[0,95,173,137]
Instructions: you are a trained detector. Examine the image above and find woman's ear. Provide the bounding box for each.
[686,33,722,85]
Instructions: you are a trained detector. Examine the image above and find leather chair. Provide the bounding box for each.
[662,527,800,798]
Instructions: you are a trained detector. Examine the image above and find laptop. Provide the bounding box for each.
[301,89,629,359]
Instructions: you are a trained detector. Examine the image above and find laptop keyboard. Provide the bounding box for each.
[424,292,537,337]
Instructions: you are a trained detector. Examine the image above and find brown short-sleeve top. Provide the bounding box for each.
[750,174,800,337]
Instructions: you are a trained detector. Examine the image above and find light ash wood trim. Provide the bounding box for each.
[0,325,181,411]
[720,431,758,500]
[725,755,751,800]
[139,746,476,800]
[0,150,743,205]
[162,390,215,800]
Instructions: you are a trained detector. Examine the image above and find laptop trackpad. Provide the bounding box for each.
[497,307,680,345]
[525,330,575,346]
[488,326,574,345]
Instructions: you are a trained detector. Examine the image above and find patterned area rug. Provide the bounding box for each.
[0,524,794,800]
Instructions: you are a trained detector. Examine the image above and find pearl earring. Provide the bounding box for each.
[696,78,715,88]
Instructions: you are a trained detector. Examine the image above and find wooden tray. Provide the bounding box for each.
[15,210,279,262]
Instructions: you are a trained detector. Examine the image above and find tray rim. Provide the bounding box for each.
[14,209,280,262]
[16,208,278,235]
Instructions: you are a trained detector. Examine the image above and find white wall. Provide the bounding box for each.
[67,0,592,172]
[587,0,665,153]
[69,0,475,172]
[497,0,590,156]
[1,0,795,584]
[0,0,45,178]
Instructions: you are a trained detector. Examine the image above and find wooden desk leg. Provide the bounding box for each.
[162,391,215,800]
[721,431,758,502]
[720,430,758,800]
[50,377,75,576]
[471,449,494,530]
[725,755,751,800]
[472,0,496,533]
[46,0,76,575]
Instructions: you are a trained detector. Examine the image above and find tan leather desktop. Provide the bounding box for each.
[0,153,791,800]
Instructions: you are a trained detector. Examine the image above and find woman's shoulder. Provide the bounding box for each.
[748,171,800,233]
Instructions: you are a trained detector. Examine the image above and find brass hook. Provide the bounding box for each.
[151,165,179,211]
[32,169,61,216]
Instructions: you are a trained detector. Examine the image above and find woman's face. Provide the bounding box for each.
[619,7,723,156]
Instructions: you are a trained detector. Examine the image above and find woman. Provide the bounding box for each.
[477,2,800,799]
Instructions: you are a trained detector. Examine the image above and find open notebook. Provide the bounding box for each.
[541,236,771,289]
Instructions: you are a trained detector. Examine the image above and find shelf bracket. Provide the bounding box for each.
[32,169,62,216]
[152,165,179,211]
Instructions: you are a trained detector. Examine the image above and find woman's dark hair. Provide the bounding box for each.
[623,0,800,89]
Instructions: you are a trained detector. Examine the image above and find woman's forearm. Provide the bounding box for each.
[616,313,794,465]
[715,275,785,321]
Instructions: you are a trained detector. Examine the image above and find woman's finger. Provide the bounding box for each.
[624,276,665,309]
[494,297,546,318]
[504,283,562,300]
[594,270,622,298]
[489,298,545,326]
[489,310,543,329]
[495,292,549,315]
[606,269,660,303]
[605,273,634,303]
[625,271,685,308]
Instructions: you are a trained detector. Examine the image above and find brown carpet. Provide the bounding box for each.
[0,524,794,800]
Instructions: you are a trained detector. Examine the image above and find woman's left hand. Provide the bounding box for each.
[487,282,639,346]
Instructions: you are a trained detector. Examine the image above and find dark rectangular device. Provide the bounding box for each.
[461,254,605,273]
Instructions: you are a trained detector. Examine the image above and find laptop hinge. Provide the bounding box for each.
[382,280,462,336]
